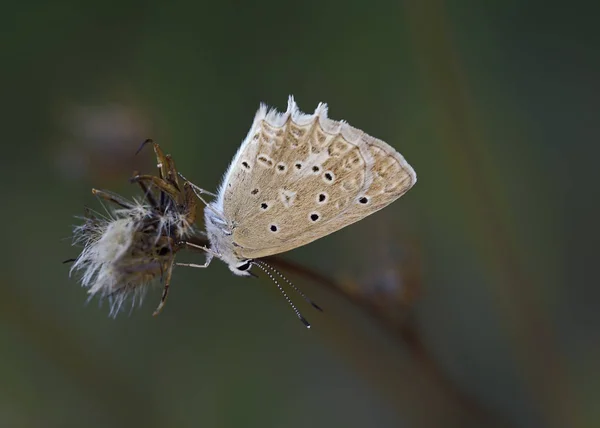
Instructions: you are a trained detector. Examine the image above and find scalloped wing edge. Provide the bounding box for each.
[214,95,417,212]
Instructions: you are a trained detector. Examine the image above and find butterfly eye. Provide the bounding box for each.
[236,261,252,271]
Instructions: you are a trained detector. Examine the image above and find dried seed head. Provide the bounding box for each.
[70,201,184,316]
[68,141,200,316]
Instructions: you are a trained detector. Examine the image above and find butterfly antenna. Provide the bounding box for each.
[251,262,311,328]
[253,260,323,312]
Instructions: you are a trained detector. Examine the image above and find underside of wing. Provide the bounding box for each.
[216,96,417,259]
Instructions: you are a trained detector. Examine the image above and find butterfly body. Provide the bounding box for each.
[203,206,250,275]
[200,96,416,276]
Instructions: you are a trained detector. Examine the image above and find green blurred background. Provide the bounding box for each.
[2,1,597,427]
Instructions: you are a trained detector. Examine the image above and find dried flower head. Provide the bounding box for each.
[68,141,199,316]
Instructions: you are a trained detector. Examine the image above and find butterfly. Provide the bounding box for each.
[179,96,417,327]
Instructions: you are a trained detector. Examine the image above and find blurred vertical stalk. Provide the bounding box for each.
[403,2,575,427]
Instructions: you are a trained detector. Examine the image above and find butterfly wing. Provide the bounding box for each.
[215,96,416,259]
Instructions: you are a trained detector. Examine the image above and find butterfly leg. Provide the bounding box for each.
[181,241,215,254]
[176,253,213,269]
[176,172,216,207]
[176,260,212,269]
[177,172,216,196]
[176,241,215,269]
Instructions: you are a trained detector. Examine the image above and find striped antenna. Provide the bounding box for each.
[252,261,311,328]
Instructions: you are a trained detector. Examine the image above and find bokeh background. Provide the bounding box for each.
[2,1,598,427]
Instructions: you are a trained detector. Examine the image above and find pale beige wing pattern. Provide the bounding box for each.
[220,98,416,259]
